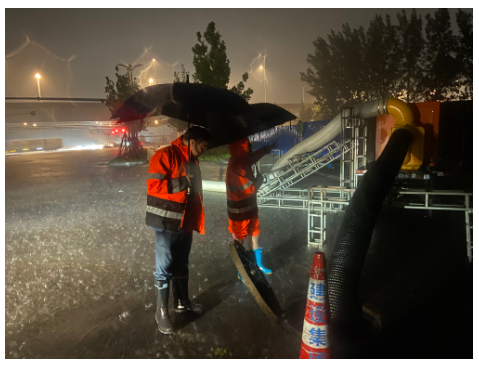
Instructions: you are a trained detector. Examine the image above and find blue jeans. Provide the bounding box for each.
[153,228,193,281]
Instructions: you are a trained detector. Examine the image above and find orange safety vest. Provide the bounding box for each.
[146,136,205,234]
[226,139,267,221]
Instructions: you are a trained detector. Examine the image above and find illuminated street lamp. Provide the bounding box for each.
[155,120,158,124]
[149,78,153,86]
[35,73,42,98]
[259,54,267,102]
[116,63,143,83]
[33,123,37,126]
[24,122,27,126]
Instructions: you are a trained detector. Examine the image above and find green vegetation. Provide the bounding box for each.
[198,145,230,162]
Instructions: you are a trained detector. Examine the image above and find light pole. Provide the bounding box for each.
[116,63,143,83]
[259,54,267,102]
[152,59,159,84]
[35,73,41,98]
[302,85,307,104]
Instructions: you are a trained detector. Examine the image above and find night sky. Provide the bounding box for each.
[5,8,469,104]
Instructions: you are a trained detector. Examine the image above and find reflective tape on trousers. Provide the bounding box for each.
[227,180,253,192]
[307,278,326,303]
[146,205,183,220]
[302,321,329,349]
[227,204,257,214]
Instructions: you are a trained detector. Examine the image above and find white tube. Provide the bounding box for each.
[272,99,388,170]
[202,180,226,193]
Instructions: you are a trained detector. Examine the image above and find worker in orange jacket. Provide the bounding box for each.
[226,138,275,278]
[146,126,211,334]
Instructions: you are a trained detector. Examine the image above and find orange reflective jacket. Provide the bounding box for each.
[226,139,267,221]
[146,136,205,234]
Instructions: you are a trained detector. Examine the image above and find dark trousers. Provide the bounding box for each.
[153,228,193,281]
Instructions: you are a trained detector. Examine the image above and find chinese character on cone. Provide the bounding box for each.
[299,252,330,359]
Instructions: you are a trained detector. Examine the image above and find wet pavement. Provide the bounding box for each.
[5,149,473,358]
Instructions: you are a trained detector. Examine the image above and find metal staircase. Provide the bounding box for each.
[257,139,351,198]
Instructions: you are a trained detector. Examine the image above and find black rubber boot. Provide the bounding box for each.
[155,280,174,334]
[172,276,204,314]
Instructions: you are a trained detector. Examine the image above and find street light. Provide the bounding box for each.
[302,85,308,104]
[259,54,267,102]
[149,78,153,86]
[116,63,143,83]
[35,73,41,98]
[33,124,37,126]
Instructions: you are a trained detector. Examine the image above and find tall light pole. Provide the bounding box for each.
[152,59,158,84]
[302,85,307,104]
[259,54,267,102]
[116,63,143,83]
[35,73,41,98]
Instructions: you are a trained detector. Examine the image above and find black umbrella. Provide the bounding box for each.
[111,83,296,149]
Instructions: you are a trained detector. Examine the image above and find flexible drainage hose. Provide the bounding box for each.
[326,129,413,355]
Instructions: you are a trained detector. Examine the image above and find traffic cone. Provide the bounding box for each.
[299,252,330,359]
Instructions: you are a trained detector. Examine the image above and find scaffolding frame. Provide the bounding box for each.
[340,108,367,189]
[258,140,350,198]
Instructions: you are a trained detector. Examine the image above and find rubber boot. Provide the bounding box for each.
[237,272,246,283]
[254,248,272,274]
[172,276,204,314]
[155,280,174,334]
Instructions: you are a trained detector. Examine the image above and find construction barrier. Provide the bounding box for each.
[299,252,330,359]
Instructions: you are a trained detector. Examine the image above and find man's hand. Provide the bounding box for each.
[254,173,264,190]
[185,174,194,187]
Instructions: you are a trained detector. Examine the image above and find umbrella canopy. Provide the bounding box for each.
[111,83,296,149]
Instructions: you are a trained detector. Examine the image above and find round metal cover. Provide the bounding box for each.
[228,240,283,322]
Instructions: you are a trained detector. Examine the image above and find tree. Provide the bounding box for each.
[104,65,140,116]
[299,101,314,122]
[455,9,473,99]
[104,66,144,161]
[229,72,254,102]
[422,9,461,101]
[396,9,425,103]
[192,21,253,101]
[363,15,401,100]
[296,120,304,137]
[300,24,370,118]
[301,9,471,116]
[173,64,190,83]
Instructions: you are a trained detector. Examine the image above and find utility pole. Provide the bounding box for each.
[303,85,307,104]
[263,54,267,102]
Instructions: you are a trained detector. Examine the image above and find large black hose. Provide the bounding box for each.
[326,129,413,356]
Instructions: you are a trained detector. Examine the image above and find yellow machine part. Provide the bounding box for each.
[386,98,414,126]
[391,125,424,170]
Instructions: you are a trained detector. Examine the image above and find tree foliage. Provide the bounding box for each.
[104,66,141,117]
[191,21,253,101]
[173,64,190,83]
[299,102,314,122]
[104,66,144,161]
[301,9,472,118]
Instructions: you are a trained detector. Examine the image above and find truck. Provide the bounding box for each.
[6,138,63,153]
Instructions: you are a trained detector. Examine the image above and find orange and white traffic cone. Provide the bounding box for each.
[299,252,330,359]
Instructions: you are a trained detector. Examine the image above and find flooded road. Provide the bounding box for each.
[5,150,472,358]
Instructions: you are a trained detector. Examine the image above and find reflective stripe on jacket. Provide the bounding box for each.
[146,136,205,234]
[226,139,267,221]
